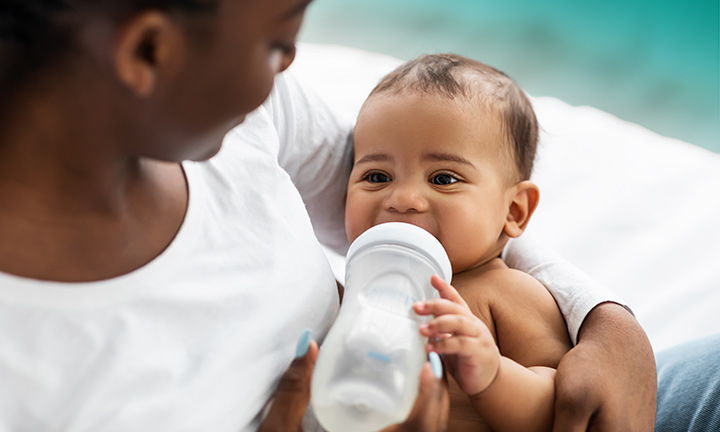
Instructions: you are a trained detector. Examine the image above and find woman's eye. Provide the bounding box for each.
[431,173,459,185]
[365,172,391,183]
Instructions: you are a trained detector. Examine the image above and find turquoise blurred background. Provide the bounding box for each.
[299,0,719,153]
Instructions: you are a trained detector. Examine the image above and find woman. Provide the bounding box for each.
[0,0,657,430]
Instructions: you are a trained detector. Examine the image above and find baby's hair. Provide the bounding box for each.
[369,54,538,181]
[0,0,215,95]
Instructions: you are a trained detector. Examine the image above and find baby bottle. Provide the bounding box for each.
[311,222,452,432]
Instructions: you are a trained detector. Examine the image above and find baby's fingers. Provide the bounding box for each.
[430,275,468,308]
[426,334,498,358]
[419,314,485,339]
[413,297,471,319]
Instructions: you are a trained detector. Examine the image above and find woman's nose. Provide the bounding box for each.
[384,183,428,213]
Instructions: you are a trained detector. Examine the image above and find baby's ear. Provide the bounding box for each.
[503,181,540,238]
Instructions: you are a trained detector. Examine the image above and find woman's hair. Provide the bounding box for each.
[369,53,538,181]
[0,0,215,93]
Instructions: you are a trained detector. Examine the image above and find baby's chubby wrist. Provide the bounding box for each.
[467,352,502,399]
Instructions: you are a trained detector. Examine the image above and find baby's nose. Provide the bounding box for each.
[384,183,429,213]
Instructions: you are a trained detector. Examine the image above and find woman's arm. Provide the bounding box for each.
[553,303,656,431]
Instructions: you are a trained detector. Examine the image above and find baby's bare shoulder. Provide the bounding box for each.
[458,260,572,367]
[455,259,546,306]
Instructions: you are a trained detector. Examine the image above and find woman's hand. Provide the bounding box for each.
[260,331,450,432]
[413,275,501,397]
[258,338,320,432]
[381,358,450,432]
[552,303,657,432]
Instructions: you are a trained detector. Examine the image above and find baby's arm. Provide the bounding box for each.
[413,275,569,432]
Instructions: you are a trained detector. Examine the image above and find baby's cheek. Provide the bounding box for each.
[442,234,483,274]
[344,204,367,243]
[445,248,465,274]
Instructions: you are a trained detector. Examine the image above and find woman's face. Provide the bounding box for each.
[129,0,312,161]
[191,0,310,120]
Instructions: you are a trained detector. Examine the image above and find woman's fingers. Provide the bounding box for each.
[258,331,319,432]
[382,354,450,432]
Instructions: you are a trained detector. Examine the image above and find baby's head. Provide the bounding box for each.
[345,53,540,274]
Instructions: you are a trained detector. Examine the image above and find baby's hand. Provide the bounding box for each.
[413,275,500,397]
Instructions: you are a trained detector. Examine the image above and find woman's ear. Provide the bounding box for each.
[503,180,540,238]
[113,12,184,97]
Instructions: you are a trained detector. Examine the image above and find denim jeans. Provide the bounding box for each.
[655,334,720,431]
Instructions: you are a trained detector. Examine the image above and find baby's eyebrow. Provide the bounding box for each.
[423,152,476,168]
[355,153,392,165]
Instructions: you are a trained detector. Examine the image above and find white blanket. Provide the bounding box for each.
[291,43,720,353]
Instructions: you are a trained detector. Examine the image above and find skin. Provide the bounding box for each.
[346,90,656,431]
[0,0,450,428]
[261,341,450,432]
[553,303,656,432]
[346,91,573,431]
[0,0,657,428]
[428,271,576,430]
[346,92,539,273]
[0,0,306,282]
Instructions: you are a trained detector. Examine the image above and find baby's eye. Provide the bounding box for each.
[365,172,391,183]
[430,173,459,185]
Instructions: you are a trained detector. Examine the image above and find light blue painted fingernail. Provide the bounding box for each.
[429,351,443,379]
[295,329,312,358]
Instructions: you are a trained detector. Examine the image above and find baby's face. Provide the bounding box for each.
[346,93,516,274]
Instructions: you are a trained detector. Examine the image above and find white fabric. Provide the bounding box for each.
[0,70,348,431]
[293,44,625,345]
[527,97,720,352]
[296,43,720,352]
[2,42,715,430]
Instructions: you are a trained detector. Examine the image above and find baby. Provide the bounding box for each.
[344,54,572,431]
